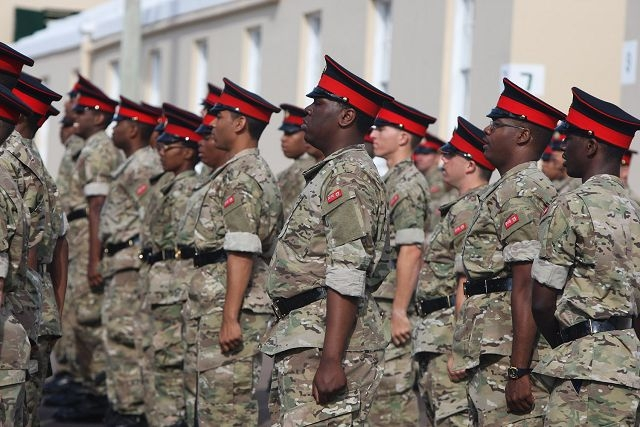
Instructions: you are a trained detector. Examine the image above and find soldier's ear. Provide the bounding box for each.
[585,137,598,158]
[337,106,357,128]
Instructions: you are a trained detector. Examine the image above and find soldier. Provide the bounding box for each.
[414,133,458,235]
[99,97,163,426]
[0,83,33,427]
[367,99,435,425]
[141,102,163,149]
[540,134,581,194]
[452,78,565,426]
[139,103,200,427]
[276,103,316,218]
[0,42,34,88]
[531,88,640,426]
[68,80,123,417]
[620,149,640,202]
[177,78,282,426]
[261,55,393,425]
[413,117,494,426]
[196,83,222,177]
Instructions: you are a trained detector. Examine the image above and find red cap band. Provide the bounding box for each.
[0,58,24,77]
[13,88,47,115]
[450,132,493,170]
[0,103,21,124]
[318,74,379,117]
[566,108,633,149]
[164,123,200,141]
[76,93,116,114]
[217,92,272,123]
[117,106,157,126]
[497,96,558,130]
[376,108,427,137]
[283,114,304,126]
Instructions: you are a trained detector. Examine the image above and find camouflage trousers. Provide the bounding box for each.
[543,378,640,426]
[273,347,384,427]
[417,352,469,426]
[183,316,198,427]
[51,278,78,377]
[143,303,187,427]
[468,355,550,426]
[102,269,145,415]
[194,311,269,427]
[25,337,57,427]
[0,308,30,427]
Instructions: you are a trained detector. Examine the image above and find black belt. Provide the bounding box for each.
[67,208,87,222]
[103,235,140,257]
[415,294,456,317]
[559,317,633,343]
[175,245,196,260]
[271,287,328,320]
[193,248,227,268]
[464,277,512,296]
[140,247,176,265]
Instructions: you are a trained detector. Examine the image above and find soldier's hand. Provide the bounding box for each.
[87,262,103,288]
[219,318,243,354]
[312,357,347,405]
[390,309,411,346]
[505,374,535,414]
[447,353,467,381]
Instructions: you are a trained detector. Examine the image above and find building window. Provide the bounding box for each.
[245,26,262,92]
[193,39,208,110]
[108,60,120,99]
[372,0,392,92]
[304,12,323,94]
[448,0,474,131]
[147,50,162,105]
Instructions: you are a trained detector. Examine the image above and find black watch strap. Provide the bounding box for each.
[507,367,532,379]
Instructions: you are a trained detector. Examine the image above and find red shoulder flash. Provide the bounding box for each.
[430,185,440,193]
[390,194,399,207]
[504,213,519,229]
[541,205,549,217]
[327,189,343,204]
[454,223,467,235]
[224,195,235,208]
[136,184,148,196]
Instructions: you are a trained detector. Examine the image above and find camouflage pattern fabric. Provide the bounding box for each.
[551,176,581,195]
[532,175,640,410]
[274,347,384,427]
[276,153,316,219]
[543,379,640,426]
[423,166,458,237]
[57,133,85,215]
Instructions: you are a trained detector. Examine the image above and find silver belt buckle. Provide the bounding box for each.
[271,302,283,320]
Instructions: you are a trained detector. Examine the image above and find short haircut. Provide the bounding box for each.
[525,121,553,158]
[478,165,493,182]
[409,134,422,149]
[230,111,268,141]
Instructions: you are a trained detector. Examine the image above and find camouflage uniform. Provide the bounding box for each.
[532,175,640,426]
[68,130,122,393]
[424,166,458,237]
[52,133,85,374]
[0,164,31,427]
[100,145,162,416]
[139,169,199,427]
[551,176,581,195]
[453,162,556,425]
[369,158,429,426]
[276,153,316,219]
[414,187,486,426]
[262,144,389,426]
[179,148,282,426]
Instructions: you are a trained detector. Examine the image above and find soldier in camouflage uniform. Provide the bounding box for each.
[276,104,317,219]
[413,117,494,427]
[138,103,200,427]
[452,78,565,426]
[0,81,33,427]
[178,78,282,426]
[262,55,392,426]
[368,99,434,426]
[539,135,581,195]
[620,149,640,203]
[99,97,163,425]
[414,133,458,236]
[68,81,124,413]
[531,88,640,426]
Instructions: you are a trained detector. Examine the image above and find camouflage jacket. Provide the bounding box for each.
[100,146,162,277]
[532,174,640,388]
[262,144,390,356]
[277,153,316,219]
[424,166,458,237]
[180,148,283,319]
[57,134,85,214]
[413,185,485,355]
[452,162,556,369]
[553,175,581,195]
[375,158,429,300]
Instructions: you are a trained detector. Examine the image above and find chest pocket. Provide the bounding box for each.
[278,192,322,261]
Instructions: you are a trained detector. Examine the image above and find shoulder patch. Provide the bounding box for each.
[430,185,440,193]
[454,223,467,235]
[541,205,549,217]
[224,195,235,208]
[504,213,519,229]
[327,189,343,204]
[136,183,148,196]
[390,193,399,207]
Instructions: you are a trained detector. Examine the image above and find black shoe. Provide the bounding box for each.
[43,371,82,394]
[105,411,148,427]
[52,402,107,423]
[42,390,88,407]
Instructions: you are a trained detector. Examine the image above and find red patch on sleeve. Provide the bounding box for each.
[541,205,549,217]
[327,189,343,204]
[454,223,467,235]
[224,195,235,208]
[390,194,399,207]
[504,213,520,229]
[136,184,148,196]
[430,185,440,193]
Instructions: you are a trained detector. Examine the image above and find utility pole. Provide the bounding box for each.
[120,0,141,99]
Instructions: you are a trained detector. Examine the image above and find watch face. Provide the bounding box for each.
[507,367,518,379]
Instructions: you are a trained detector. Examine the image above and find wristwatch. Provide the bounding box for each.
[507,367,532,380]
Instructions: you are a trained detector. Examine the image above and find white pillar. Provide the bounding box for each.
[120,0,141,99]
